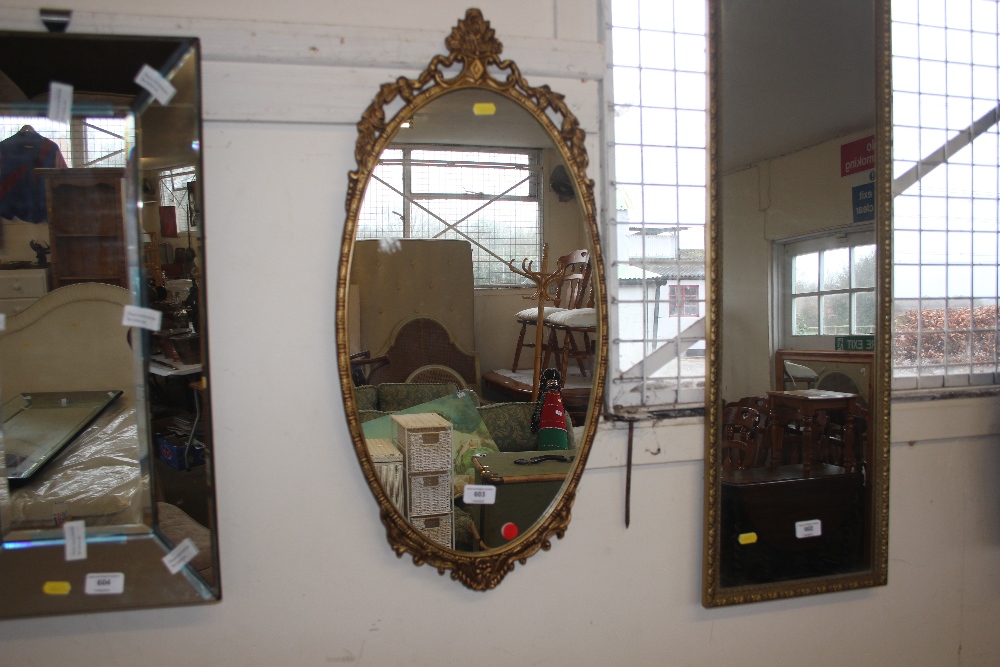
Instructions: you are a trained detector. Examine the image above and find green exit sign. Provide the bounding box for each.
[835,335,875,351]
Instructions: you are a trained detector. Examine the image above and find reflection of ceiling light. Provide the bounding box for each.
[400,120,412,128]
[473,102,496,116]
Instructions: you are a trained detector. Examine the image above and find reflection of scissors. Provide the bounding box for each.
[514,454,574,465]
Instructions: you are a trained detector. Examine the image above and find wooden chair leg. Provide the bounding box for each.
[512,321,530,372]
[542,326,562,370]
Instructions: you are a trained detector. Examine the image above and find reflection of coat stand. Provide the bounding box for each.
[507,243,561,400]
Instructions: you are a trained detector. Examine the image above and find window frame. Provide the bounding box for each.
[356,144,544,289]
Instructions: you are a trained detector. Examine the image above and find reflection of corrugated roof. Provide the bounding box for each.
[618,264,661,280]
[621,252,706,281]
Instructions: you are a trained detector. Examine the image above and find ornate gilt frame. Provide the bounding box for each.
[702,0,892,606]
[336,9,607,590]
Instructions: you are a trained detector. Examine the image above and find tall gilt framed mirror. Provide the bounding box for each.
[0,31,218,617]
[337,9,606,590]
[703,0,891,605]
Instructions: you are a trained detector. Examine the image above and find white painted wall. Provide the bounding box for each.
[0,4,999,666]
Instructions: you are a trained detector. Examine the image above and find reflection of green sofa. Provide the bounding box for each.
[354,382,574,451]
[354,382,576,551]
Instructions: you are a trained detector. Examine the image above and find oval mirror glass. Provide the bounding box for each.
[337,10,606,590]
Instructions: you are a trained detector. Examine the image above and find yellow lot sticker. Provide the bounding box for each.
[43,581,72,595]
[738,532,758,545]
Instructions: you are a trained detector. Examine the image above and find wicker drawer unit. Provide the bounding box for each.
[365,438,404,510]
[410,513,453,549]
[391,413,454,549]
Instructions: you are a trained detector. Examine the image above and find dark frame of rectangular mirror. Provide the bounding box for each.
[702,0,892,606]
[0,31,219,618]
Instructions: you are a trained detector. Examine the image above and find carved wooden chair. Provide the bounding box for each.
[721,404,765,468]
[511,249,590,373]
[541,252,596,377]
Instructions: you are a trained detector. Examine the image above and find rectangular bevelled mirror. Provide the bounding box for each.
[703,0,891,605]
[0,32,218,617]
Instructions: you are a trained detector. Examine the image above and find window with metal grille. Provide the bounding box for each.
[357,146,542,287]
[609,0,708,410]
[891,0,1000,390]
[0,115,131,169]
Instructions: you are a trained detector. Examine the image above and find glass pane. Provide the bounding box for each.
[792,295,819,335]
[853,291,876,334]
[822,247,850,290]
[793,252,818,293]
[821,293,850,335]
[852,244,876,288]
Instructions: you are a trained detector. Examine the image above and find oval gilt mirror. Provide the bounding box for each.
[337,9,606,590]
[702,0,891,605]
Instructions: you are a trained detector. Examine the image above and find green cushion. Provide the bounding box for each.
[377,382,458,411]
[358,409,388,423]
[477,402,575,453]
[354,385,378,411]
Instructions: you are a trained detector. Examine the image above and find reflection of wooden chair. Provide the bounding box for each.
[720,439,757,471]
[721,404,765,468]
[543,255,596,378]
[511,249,590,373]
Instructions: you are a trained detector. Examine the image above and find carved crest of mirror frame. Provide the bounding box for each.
[336,9,607,590]
[702,0,892,606]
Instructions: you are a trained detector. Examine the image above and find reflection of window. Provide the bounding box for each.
[357,146,541,288]
[609,0,708,409]
[892,3,1000,390]
[780,233,875,343]
[668,284,699,316]
[159,167,197,232]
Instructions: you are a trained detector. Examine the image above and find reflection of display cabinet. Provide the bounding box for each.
[37,168,128,289]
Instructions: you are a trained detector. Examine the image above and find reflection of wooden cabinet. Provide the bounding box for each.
[38,168,127,289]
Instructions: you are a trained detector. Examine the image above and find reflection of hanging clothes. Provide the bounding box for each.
[0,126,67,223]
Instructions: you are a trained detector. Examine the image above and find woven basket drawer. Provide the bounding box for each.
[405,431,452,472]
[411,512,453,549]
[408,472,452,516]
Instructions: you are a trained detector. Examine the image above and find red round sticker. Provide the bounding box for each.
[501,522,519,540]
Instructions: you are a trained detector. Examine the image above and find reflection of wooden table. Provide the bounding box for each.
[766,390,858,476]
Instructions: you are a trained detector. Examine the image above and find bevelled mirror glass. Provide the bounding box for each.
[337,9,606,590]
[702,0,891,605]
[0,32,218,617]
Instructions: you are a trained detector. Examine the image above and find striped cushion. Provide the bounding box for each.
[545,308,597,327]
[515,306,566,321]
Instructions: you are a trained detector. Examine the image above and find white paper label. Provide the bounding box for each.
[85,572,124,595]
[47,81,73,124]
[134,64,177,105]
[463,484,497,505]
[122,305,162,331]
[795,519,822,539]
[162,537,199,574]
[63,520,87,561]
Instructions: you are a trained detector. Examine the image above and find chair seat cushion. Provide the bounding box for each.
[515,306,566,321]
[545,308,596,327]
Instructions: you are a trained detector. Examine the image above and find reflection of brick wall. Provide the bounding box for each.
[893,305,998,364]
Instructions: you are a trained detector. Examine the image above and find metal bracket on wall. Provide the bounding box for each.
[39,8,72,33]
